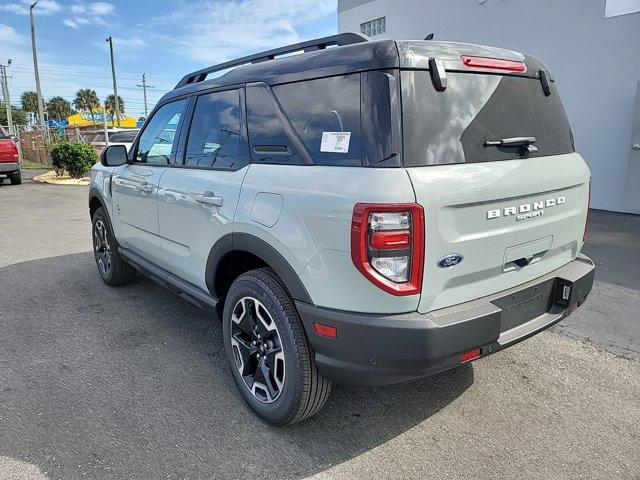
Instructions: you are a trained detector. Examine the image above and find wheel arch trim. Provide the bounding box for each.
[205,232,313,305]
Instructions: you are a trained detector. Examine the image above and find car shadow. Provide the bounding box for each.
[0,252,474,479]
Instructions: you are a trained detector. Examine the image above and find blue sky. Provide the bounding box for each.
[0,0,338,118]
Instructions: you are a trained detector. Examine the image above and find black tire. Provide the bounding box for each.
[223,268,332,425]
[91,207,137,286]
[10,170,22,185]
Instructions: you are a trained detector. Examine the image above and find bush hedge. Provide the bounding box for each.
[50,141,96,178]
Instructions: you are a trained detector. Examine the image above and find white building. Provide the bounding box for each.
[338,0,640,213]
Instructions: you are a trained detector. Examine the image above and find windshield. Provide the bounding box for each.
[401,71,574,166]
[0,127,9,140]
[109,130,138,143]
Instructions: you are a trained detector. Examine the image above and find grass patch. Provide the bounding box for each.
[22,161,51,170]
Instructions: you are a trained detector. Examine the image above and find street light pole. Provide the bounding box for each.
[29,2,46,126]
[105,36,121,127]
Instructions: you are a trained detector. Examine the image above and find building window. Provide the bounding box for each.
[360,16,386,37]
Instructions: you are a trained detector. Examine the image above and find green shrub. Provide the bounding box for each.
[49,141,96,178]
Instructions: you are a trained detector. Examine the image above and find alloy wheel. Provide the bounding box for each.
[230,296,285,403]
[93,219,112,276]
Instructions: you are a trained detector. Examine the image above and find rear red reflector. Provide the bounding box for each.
[369,230,410,250]
[313,322,337,339]
[461,55,526,72]
[460,348,481,363]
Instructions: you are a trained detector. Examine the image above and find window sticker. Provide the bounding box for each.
[320,132,351,153]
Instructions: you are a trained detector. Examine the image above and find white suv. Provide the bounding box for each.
[89,33,595,425]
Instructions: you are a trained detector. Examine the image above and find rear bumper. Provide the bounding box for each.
[297,254,595,386]
[0,162,19,174]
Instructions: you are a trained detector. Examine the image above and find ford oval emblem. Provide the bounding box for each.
[437,254,464,268]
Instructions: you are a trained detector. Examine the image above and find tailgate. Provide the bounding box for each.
[408,154,590,313]
[399,56,589,314]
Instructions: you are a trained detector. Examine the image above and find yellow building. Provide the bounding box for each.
[67,109,137,128]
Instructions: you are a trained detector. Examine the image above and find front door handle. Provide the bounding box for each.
[195,191,223,207]
[137,182,154,193]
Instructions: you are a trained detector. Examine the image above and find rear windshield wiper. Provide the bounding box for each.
[484,136,538,153]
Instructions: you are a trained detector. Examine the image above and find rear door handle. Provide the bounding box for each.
[195,191,223,207]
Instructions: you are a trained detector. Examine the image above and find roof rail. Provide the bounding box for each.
[174,32,369,90]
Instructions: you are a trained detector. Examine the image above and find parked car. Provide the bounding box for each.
[0,126,21,185]
[89,33,595,425]
[91,128,140,152]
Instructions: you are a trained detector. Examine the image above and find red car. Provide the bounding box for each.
[0,126,21,185]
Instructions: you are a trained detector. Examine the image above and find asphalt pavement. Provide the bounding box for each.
[0,171,638,479]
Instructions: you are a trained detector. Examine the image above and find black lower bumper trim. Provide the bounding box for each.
[297,254,595,387]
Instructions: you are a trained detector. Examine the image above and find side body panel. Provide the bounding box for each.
[158,167,248,289]
[90,163,115,215]
[235,164,420,314]
[110,164,167,266]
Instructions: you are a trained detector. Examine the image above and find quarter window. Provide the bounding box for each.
[273,74,362,167]
[185,90,244,169]
[135,99,187,165]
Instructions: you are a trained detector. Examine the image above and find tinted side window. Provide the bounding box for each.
[246,83,305,165]
[273,74,362,167]
[135,99,187,165]
[185,90,244,169]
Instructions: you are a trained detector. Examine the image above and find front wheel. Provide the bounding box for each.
[223,268,332,425]
[91,207,137,286]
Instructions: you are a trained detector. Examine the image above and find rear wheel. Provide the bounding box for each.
[92,207,137,286]
[223,268,331,425]
[10,170,21,185]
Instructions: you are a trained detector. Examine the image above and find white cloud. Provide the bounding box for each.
[0,0,61,15]
[0,24,23,43]
[156,0,336,63]
[64,1,114,29]
[92,35,149,56]
[70,1,115,16]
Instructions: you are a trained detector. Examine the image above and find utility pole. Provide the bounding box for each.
[136,73,154,119]
[29,2,45,126]
[1,60,13,133]
[105,36,121,127]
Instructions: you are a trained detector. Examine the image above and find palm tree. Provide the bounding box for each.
[20,91,39,115]
[47,96,73,121]
[73,89,100,124]
[104,94,125,117]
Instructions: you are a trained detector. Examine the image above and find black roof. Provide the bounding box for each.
[160,33,544,104]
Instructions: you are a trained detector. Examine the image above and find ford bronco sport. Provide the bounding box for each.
[89,33,595,425]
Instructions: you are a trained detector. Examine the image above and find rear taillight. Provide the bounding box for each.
[583,180,591,244]
[351,203,424,296]
[461,55,526,73]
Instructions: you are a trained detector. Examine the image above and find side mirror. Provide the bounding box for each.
[101,145,128,167]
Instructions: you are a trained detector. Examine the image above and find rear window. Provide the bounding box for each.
[401,71,574,166]
[0,127,10,140]
[185,89,245,169]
